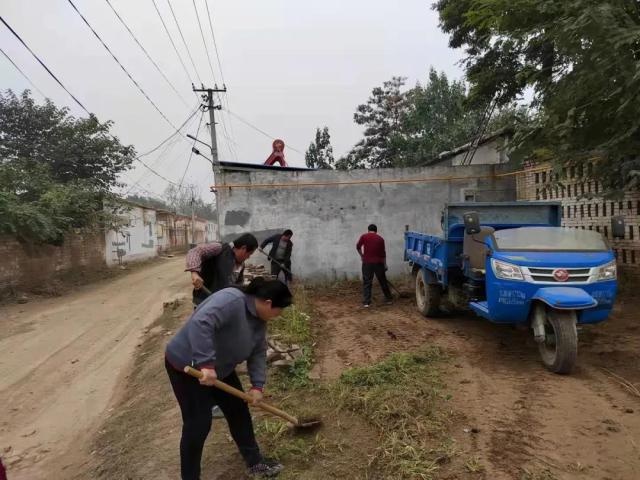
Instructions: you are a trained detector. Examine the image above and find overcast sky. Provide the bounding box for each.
[1,0,464,201]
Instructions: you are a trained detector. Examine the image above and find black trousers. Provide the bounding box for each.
[165,360,262,480]
[270,259,292,282]
[362,262,392,304]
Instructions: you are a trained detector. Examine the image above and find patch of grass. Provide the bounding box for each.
[465,455,485,473]
[329,348,452,480]
[270,285,313,346]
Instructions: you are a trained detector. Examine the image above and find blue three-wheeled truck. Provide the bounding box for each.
[404,202,623,374]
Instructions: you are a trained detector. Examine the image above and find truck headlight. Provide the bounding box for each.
[491,259,524,281]
[596,260,617,281]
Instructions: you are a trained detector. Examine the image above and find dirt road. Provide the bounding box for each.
[0,256,188,480]
[311,283,640,479]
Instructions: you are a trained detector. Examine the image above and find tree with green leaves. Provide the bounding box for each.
[337,76,408,169]
[305,126,335,169]
[398,68,486,165]
[435,0,640,193]
[0,90,136,243]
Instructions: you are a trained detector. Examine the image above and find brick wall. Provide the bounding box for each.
[517,162,640,275]
[0,232,106,296]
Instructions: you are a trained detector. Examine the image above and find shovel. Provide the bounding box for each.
[257,248,293,278]
[387,280,410,299]
[183,366,321,431]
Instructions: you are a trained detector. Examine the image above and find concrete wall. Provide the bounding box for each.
[0,232,105,296]
[105,206,158,265]
[217,164,516,280]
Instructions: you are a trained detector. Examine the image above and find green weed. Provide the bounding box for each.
[330,348,451,479]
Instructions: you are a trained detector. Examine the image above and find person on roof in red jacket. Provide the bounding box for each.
[356,224,393,307]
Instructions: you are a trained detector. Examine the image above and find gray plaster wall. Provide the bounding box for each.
[217,164,516,280]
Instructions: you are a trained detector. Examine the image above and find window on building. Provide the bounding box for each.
[536,188,540,200]
[603,203,607,216]
[611,202,616,214]
[630,225,634,240]
[619,201,624,211]
[596,225,600,233]
[632,251,637,264]
[628,201,633,211]
[580,183,585,195]
[541,172,547,183]
[595,182,599,194]
[622,249,628,264]
[570,166,576,178]
[580,204,584,217]
[605,225,609,238]
[595,204,599,217]
[587,204,591,217]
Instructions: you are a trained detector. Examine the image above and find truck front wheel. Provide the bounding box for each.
[538,308,578,374]
[415,269,441,317]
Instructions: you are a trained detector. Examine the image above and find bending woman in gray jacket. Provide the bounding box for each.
[165,278,293,479]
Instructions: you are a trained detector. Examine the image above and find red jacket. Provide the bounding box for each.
[356,232,386,264]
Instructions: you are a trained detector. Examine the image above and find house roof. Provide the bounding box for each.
[435,128,513,162]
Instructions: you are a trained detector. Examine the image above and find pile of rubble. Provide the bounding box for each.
[237,336,303,374]
[243,264,276,284]
[267,337,303,368]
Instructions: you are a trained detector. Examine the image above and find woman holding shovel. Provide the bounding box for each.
[165,277,293,479]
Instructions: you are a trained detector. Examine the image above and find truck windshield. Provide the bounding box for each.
[493,227,609,252]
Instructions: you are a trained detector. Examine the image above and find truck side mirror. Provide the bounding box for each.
[463,211,481,235]
[611,216,626,239]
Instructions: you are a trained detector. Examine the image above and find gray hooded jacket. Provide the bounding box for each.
[165,288,267,388]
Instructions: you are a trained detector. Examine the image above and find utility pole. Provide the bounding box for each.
[193,84,226,240]
[193,85,226,166]
[190,186,196,247]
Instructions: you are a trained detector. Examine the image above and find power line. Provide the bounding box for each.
[137,105,200,158]
[166,0,202,85]
[151,0,193,85]
[135,157,179,186]
[226,109,304,154]
[0,15,91,115]
[104,0,190,107]
[192,0,217,84]
[125,107,202,193]
[204,0,226,86]
[66,0,181,132]
[0,46,47,99]
[1,13,193,191]
[180,110,205,187]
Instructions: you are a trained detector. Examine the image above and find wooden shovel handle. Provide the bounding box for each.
[183,366,299,425]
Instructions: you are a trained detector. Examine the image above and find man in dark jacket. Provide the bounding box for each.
[185,233,259,306]
[356,224,393,307]
[259,229,293,282]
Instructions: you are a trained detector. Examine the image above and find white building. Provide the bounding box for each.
[105,202,158,265]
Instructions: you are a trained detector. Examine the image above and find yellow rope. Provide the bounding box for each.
[213,166,550,190]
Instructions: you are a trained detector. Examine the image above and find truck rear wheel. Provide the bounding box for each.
[538,308,578,374]
[415,269,441,317]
